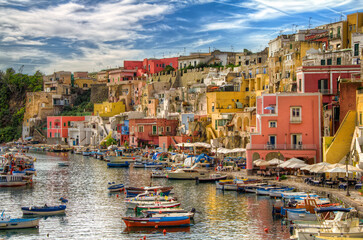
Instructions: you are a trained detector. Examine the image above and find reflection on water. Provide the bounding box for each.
[0,152,291,239]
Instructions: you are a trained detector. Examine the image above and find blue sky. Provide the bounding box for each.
[0,0,362,74]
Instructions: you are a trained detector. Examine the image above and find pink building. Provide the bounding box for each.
[124,57,178,77]
[246,93,322,173]
[47,116,85,140]
[296,65,360,105]
[129,118,179,147]
[108,69,137,83]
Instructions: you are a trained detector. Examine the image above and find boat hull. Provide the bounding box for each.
[0,218,39,229]
[21,205,66,216]
[122,216,190,228]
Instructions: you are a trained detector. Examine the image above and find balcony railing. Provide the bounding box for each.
[290,117,302,123]
[247,144,317,150]
[318,89,330,94]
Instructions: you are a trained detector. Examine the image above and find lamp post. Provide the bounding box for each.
[346,152,350,197]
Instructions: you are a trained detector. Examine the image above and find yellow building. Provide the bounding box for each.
[357,88,363,126]
[74,78,97,89]
[347,12,363,48]
[94,101,125,117]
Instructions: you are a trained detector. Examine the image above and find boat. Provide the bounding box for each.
[151,170,167,178]
[0,211,39,229]
[126,199,178,209]
[0,175,28,187]
[21,205,66,215]
[135,202,181,212]
[143,210,195,219]
[167,165,209,180]
[122,215,190,228]
[125,192,176,202]
[107,183,124,192]
[107,160,130,168]
[198,173,228,183]
[290,208,363,240]
[58,162,69,167]
[125,186,173,198]
[269,187,295,198]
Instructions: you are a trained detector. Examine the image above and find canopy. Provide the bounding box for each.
[268,158,284,165]
[256,160,270,166]
[325,167,352,173]
[253,159,264,166]
[212,148,245,154]
[176,142,194,147]
[286,162,307,169]
[175,142,211,148]
[278,158,305,168]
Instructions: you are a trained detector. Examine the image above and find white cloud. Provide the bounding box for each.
[191,36,221,48]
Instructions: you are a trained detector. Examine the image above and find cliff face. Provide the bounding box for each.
[0,68,43,143]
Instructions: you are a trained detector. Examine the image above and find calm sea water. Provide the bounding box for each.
[0,152,291,240]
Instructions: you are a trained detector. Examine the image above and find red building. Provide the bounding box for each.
[124,57,178,77]
[159,136,193,151]
[129,118,179,147]
[47,116,85,141]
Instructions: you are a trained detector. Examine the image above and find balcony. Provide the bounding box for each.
[247,144,317,150]
[290,117,302,123]
[148,132,158,137]
[318,89,330,94]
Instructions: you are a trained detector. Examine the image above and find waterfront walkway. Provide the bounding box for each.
[229,171,363,218]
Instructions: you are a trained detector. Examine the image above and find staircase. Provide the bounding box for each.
[206,124,217,141]
[323,110,356,164]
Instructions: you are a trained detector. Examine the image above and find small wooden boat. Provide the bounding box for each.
[135,202,181,212]
[126,199,178,209]
[198,173,228,183]
[107,161,130,168]
[125,192,176,202]
[21,205,66,215]
[0,211,39,229]
[108,183,124,192]
[143,208,196,219]
[58,162,69,167]
[122,216,190,228]
[125,186,173,198]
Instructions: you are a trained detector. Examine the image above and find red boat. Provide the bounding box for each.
[122,216,190,228]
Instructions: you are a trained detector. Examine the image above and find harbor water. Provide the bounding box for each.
[0,152,291,239]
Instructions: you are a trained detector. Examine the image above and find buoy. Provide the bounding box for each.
[163,229,166,235]
[143,236,146,240]
[264,228,269,233]
[116,194,119,198]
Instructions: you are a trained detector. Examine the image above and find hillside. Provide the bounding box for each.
[0,68,43,143]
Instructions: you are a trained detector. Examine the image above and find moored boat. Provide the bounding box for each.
[135,202,181,212]
[198,173,228,183]
[108,183,124,192]
[0,175,28,187]
[125,186,173,198]
[21,205,66,215]
[122,215,190,228]
[0,211,39,229]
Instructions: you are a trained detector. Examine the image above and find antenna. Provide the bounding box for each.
[18,65,24,73]
[308,17,312,29]
[183,47,186,56]
[231,45,234,52]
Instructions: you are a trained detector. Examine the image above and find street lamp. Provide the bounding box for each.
[345,152,350,197]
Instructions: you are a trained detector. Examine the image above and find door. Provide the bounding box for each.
[269,135,276,149]
[291,134,302,149]
[152,126,157,135]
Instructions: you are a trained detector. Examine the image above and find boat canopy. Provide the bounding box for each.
[314,207,351,213]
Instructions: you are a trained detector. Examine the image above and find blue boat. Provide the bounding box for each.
[21,205,66,215]
[108,183,124,192]
[107,161,130,168]
[0,211,39,229]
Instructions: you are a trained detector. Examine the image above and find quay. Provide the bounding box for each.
[228,171,363,218]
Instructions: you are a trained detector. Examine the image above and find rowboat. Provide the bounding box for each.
[143,208,196,219]
[21,205,66,215]
[135,202,181,212]
[107,183,124,192]
[126,199,178,209]
[0,211,39,229]
[122,215,190,228]
[125,186,173,198]
[107,161,130,168]
[125,192,176,202]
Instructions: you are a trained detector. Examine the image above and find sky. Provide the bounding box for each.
[0,0,362,75]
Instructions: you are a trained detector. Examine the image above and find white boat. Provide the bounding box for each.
[125,199,177,209]
[146,211,195,219]
[167,165,209,180]
[0,175,27,187]
[0,211,39,229]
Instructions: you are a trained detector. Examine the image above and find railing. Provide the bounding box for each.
[148,132,158,137]
[318,89,330,94]
[290,117,302,123]
[247,144,317,150]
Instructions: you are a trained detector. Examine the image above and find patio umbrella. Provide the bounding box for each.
[256,160,270,167]
[253,159,264,166]
[300,164,315,171]
[268,158,284,165]
[325,167,352,174]
[286,162,307,169]
[309,162,333,173]
[278,158,304,168]
[287,157,305,163]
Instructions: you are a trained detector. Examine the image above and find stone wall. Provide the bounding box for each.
[90,84,108,103]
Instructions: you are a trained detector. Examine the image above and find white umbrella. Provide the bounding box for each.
[278,158,304,168]
[254,159,264,166]
[256,160,270,167]
[325,167,352,174]
[309,162,333,173]
[268,158,284,165]
[300,164,315,171]
[287,158,305,163]
[286,162,307,169]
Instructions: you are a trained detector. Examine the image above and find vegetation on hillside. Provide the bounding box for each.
[60,89,93,116]
[0,68,43,143]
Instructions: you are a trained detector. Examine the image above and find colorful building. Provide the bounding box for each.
[246,93,322,173]
[124,57,179,76]
[74,78,97,89]
[94,101,126,117]
[116,120,129,146]
[129,118,178,147]
[47,116,85,142]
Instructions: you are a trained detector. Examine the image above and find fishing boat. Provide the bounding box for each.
[126,199,178,209]
[198,173,228,183]
[0,175,28,187]
[125,192,176,202]
[151,170,167,178]
[125,186,173,198]
[135,202,181,212]
[21,205,66,215]
[122,215,190,228]
[167,166,209,180]
[0,211,39,229]
[269,187,295,198]
[107,183,124,192]
[143,209,196,219]
[107,160,130,168]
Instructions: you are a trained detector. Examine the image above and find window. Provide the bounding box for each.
[290,107,302,123]
[318,79,328,94]
[83,83,88,88]
[321,59,326,65]
[354,43,359,56]
[212,102,215,112]
[49,122,52,128]
[138,126,144,133]
[337,57,341,65]
[152,125,157,135]
[291,134,302,149]
[268,135,276,149]
[64,122,66,127]
[327,58,332,65]
[166,126,171,132]
[337,27,341,37]
[299,79,302,92]
[158,126,164,134]
[269,121,277,128]
[50,132,52,138]
[258,57,262,63]
[360,112,363,126]
[68,121,71,127]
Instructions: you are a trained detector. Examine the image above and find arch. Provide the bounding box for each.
[243,117,249,131]
[236,117,242,131]
[252,152,260,161]
[265,152,285,161]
